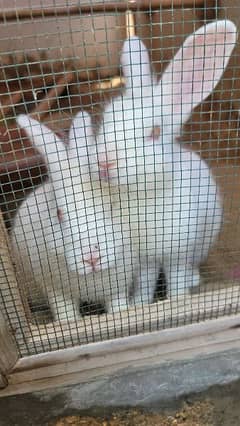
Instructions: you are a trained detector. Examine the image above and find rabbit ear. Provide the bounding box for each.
[69,110,93,144]
[159,20,237,129]
[17,114,67,184]
[121,36,154,92]
[68,110,95,169]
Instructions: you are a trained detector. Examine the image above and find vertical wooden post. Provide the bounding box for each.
[0,211,30,358]
[0,211,21,387]
[0,310,18,388]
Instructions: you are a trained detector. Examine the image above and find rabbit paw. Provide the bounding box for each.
[167,267,200,298]
[49,294,81,322]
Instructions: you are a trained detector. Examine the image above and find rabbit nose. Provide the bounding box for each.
[99,160,116,180]
[84,253,101,271]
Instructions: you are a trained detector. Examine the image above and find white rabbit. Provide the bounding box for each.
[95,20,237,303]
[11,112,135,322]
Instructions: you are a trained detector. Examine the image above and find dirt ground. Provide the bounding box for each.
[50,402,215,426]
[48,380,240,426]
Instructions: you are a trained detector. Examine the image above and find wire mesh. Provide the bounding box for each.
[0,1,239,357]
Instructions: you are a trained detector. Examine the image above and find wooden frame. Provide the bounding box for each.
[0,211,30,388]
[0,310,18,388]
[0,240,240,396]
[0,1,212,22]
[0,311,240,397]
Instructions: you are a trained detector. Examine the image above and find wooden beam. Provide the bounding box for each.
[0,211,31,355]
[1,313,240,396]
[0,310,18,389]
[30,72,76,122]
[0,1,207,22]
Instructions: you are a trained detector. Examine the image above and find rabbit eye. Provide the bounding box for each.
[94,244,99,250]
[57,208,64,222]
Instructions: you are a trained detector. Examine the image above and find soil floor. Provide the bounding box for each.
[47,379,240,426]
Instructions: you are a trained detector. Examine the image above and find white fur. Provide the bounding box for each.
[96,20,237,300]
[12,113,135,322]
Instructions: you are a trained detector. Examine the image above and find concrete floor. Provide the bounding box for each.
[1,347,240,425]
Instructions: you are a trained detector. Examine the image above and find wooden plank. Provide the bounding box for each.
[1,313,240,397]
[0,209,29,387]
[9,313,240,382]
[0,211,31,355]
[0,1,207,22]
[23,284,240,355]
[0,309,18,388]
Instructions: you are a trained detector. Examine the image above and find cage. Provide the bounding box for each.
[0,0,240,397]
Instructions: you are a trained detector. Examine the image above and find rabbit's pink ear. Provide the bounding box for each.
[68,110,95,167]
[16,114,67,179]
[121,36,154,92]
[160,20,237,128]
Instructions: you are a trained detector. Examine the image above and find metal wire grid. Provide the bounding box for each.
[0,2,239,357]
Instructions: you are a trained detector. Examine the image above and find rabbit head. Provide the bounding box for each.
[96,20,237,186]
[16,113,127,276]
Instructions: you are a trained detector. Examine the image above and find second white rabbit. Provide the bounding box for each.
[95,20,237,302]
